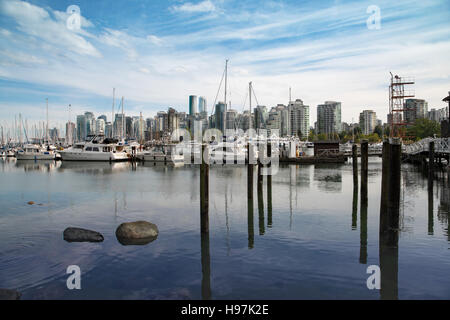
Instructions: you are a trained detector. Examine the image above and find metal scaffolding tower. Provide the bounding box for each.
[389,72,415,138]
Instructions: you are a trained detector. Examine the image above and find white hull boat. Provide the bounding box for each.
[16,145,56,160]
[59,135,129,162]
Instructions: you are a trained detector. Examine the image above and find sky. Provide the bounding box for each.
[0,0,449,131]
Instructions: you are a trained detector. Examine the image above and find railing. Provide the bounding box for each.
[403,138,450,155]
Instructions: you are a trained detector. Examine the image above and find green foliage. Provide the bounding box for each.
[407,118,440,139]
[374,125,383,137]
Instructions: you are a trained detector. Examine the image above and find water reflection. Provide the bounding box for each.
[15,160,60,172]
[59,161,129,174]
[314,164,342,192]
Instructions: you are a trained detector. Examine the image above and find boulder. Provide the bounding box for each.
[63,227,104,243]
[0,289,21,300]
[27,201,35,205]
[115,221,158,245]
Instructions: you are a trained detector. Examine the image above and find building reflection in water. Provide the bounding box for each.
[313,164,343,193]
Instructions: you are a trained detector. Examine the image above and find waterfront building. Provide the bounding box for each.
[189,95,198,116]
[215,102,226,133]
[404,99,428,125]
[76,114,86,142]
[317,101,341,136]
[254,105,268,130]
[198,96,207,114]
[65,121,76,145]
[359,110,377,135]
[289,99,310,139]
[95,118,105,135]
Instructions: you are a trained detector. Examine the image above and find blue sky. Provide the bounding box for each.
[0,0,449,130]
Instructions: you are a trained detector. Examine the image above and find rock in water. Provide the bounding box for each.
[27,201,35,205]
[116,221,158,245]
[0,289,21,300]
[63,227,104,243]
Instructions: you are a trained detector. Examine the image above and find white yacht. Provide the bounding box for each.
[138,145,184,164]
[59,135,129,162]
[16,144,56,160]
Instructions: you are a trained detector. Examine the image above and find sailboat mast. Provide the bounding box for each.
[223,59,228,136]
[249,82,252,131]
[121,96,124,140]
[46,98,49,144]
[68,104,72,145]
[112,88,115,138]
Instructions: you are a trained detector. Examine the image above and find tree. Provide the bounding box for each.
[407,118,440,139]
[374,125,383,138]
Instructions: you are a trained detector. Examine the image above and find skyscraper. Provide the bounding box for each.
[317,101,341,136]
[404,99,428,124]
[76,115,86,142]
[215,102,226,133]
[288,99,310,138]
[189,95,198,116]
[198,96,207,114]
[359,110,377,135]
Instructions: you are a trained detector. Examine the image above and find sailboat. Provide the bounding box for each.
[16,104,58,160]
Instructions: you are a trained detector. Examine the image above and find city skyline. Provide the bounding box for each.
[0,0,449,127]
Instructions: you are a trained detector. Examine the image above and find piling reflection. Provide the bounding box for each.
[359,180,368,264]
[378,139,401,300]
[258,168,265,236]
[428,184,434,235]
[267,174,273,228]
[248,197,254,249]
[352,180,358,230]
[200,230,211,300]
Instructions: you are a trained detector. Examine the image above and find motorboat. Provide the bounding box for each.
[16,144,56,160]
[59,135,129,161]
[137,144,184,164]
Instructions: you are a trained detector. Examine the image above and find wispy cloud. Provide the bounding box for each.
[0,0,100,57]
[170,0,216,13]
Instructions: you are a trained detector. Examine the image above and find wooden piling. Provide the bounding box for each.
[379,140,390,236]
[200,144,209,234]
[429,141,435,187]
[267,142,272,228]
[386,138,401,246]
[352,143,358,182]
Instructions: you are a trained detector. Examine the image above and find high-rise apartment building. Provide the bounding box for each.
[359,110,377,135]
[317,101,341,136]
[288,99,310,139]
[404,99,428,124]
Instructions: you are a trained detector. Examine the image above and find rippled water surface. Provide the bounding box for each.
[0,157,449,299]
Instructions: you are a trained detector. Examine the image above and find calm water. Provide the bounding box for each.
[0,157,449,299]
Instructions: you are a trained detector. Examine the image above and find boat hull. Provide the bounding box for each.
[16,153,55,160]
[60,151,129,162]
